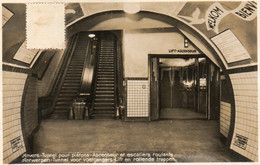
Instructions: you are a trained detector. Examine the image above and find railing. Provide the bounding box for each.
[39,34,79,118]
[90,36,102,116]
[78,37,91,102]
[113,39,118,119]
[78,36,99,113]
[115,34,124,119]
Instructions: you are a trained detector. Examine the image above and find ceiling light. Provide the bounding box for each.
[88,34,95,38]
[123,3,140,14]
[184,38,189,48]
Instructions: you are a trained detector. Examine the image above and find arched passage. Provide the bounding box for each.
[65,10,235,147]
[3,2,256,163]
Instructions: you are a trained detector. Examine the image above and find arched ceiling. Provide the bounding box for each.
[65,2,186,26]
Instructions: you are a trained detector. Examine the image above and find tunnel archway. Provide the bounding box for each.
[3,3,257,163]
[64,10,235,147]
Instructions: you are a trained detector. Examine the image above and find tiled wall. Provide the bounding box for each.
[127,80,149,117]
[229,71,258,161]
[3,71,27,163]
[220,101,231,138]
[23,76,38,136]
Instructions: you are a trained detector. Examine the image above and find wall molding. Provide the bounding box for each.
[227,65,257,74]
[124,77,148,80]
[2,64,30,74]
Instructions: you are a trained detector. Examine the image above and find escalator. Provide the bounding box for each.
[91,34,117,119]
[49,32,118,120]
[51,32,91,119]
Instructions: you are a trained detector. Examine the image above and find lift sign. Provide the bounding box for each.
[234,134,248,150]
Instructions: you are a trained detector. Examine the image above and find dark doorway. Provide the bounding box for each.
[149,55,220,120]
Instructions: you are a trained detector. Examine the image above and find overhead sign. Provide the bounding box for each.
[168,49,197,54]
[206,2,229,33]
[232,1,257,21]
[206,1,257,33]
[179,1,257,34]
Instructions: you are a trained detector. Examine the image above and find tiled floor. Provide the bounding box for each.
[160,108,206,119]
[32,119,249,163]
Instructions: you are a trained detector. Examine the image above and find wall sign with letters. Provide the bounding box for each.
[2,6,14,26]
[168,49,197,54]
[206,2,229,33]
[211,29,251,64]
[232,1,257,21]
[13,41,39,64]
[11,136,24,153]
[207,1,256,33]
[179,1,257,34]
[234,134,248,150]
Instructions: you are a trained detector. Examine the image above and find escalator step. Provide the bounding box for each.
[98,61,114,63]
[98,69,114,72]
[95,98,114,102]
[67,68,83,71]
[96,90,114,94]
[94,102,114,106]
[94,106,114,110]
[93,111,114,114]
[98,67,114,69]
[97,81,114,84]
[98,71,114,74]
[96,84,114,87]
[96,94,114,98]
[96,87,114,90]
[64,77,81,80]
[56,101,72,105]
[97,77,114,80]
[97,74,114,77]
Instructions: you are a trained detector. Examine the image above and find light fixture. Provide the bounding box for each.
[88,34,95,38]
[184,38,189,48]
[123,3,140,14]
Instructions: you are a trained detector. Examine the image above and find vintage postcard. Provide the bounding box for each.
[1,0,258,164]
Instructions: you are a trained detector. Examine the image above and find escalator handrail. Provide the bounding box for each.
[79,37,91,95]
[46,35,76,96]
[49,33,80,114]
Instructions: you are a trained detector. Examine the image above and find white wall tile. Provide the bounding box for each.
[127,80,149,117]
[229,71,258,161]
[2,71,27,164]
[220,101,231,138]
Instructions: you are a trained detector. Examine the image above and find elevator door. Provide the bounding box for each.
[150,57,159,120]
[160,67,195,109]
[207,60,220,119]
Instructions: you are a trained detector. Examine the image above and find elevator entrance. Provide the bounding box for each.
[149,55,220,120]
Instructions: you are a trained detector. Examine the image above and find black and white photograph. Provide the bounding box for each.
[1,0,258,163]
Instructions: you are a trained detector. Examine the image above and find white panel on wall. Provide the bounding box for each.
[13,41,39,64]
[220,101,231,138]
[37,50,64,97]
[2,6,14,26]
[124,30,201,78]
[127,80,149,117]
[229,71,258,161]
[211,29,251,64]
[2,71,27,164]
